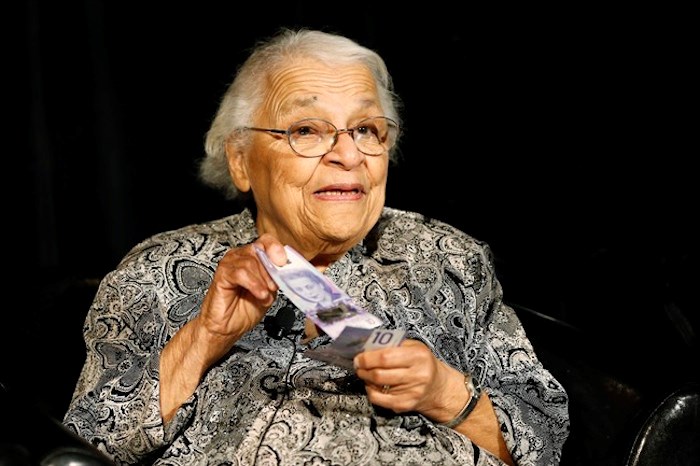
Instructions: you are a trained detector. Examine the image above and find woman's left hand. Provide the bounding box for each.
[353,339,467,421]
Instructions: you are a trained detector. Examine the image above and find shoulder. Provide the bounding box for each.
[376,207,487,251]
[371,207,496,275]
[118,210,257,269]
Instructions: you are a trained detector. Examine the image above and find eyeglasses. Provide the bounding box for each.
[242,116,399,158]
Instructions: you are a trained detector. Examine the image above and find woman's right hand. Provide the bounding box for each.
[159,234,288,422]
[194,234,288,364]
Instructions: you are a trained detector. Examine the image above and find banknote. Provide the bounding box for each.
[255,245,405,368]
[255,245,384,339]
[305,327,406,370]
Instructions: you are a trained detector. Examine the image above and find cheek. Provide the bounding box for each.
[251,154,316,195]
[368,158,390,189]
[275,161,317,190]
[246,141,291,186]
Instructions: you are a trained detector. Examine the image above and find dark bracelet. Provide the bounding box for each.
[440,373,481,428]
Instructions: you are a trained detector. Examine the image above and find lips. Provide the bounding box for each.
[315,189,360,196]
[315,183,365,194]
[314,183,365,199]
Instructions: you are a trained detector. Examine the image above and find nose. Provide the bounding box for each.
[324,130,365,168]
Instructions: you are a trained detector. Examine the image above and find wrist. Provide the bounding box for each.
[439,373,481,428]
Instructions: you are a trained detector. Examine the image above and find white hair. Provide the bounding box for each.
[199,28,402,199]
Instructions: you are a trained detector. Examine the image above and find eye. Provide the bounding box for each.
[355,122,381,141]
[289,119,327,140]
[292,125,319,137]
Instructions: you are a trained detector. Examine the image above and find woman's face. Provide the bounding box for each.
[228,58,389,263]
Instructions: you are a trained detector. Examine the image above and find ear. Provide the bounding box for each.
[226,141,251,193]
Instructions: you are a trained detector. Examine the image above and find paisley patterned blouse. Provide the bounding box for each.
[63,207,569,465]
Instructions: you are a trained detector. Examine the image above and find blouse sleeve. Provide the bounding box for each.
[471,243,570,465]
[62,262,197,464]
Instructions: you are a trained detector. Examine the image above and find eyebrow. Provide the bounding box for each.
[279,97,380,120]
[278,97,318,117]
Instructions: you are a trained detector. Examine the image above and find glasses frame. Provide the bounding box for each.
[242,116,399,158]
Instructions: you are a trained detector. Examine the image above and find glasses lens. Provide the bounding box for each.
[286,117,399,157]
[288,119,334,157]
[353,117,398,155]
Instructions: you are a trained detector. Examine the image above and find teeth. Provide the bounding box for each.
[322,190,357,195]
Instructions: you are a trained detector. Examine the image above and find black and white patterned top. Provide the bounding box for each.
[63,207,570,465]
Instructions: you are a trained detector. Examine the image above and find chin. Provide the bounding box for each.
[311,203,381,238]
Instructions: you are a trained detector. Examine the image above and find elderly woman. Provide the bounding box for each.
[63,28,570,465]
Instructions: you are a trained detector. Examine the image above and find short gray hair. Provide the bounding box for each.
[198,28,402,200]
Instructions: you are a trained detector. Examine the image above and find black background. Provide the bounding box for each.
[11,1,698,464]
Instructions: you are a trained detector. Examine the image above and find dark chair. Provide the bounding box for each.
[625,382,700,466]
[0,381,116,466]
[1,276,113,465]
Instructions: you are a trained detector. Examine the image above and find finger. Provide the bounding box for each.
[255,234,289,267]
[354,340,418,371]
[214,248,277,303]
[355,341,439,394]
[354,356,408,393]
[367,381,423,415]
[374,383,394,396]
